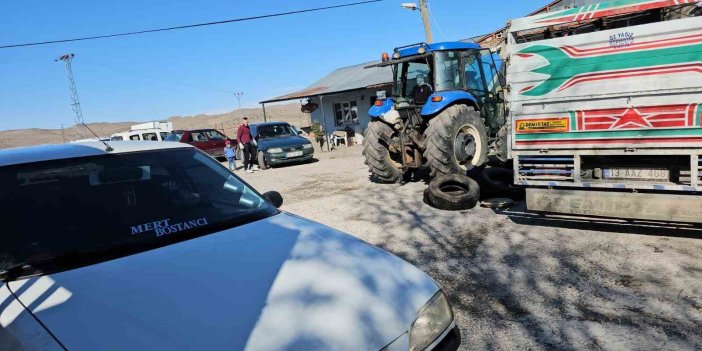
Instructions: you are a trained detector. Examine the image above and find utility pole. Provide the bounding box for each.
[234,91,244,110]
[55,53,86,139]
[419,0,433,43]
[401,1,433,43]
[61,123,66,142]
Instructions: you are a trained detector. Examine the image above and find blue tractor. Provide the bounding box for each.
[363,42,506,183]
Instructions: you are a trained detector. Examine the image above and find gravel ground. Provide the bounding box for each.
[228,145,702,351]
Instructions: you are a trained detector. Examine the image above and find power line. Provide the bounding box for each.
[0,0,382,49]
[427,3,449,41]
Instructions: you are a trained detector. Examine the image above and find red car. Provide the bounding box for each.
[164,129,233,158]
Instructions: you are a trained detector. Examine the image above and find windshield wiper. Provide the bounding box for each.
[0,263,36,282]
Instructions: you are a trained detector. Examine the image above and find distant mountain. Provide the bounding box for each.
[0,103,309,149]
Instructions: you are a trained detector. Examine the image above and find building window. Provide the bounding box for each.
[333,100,358,125]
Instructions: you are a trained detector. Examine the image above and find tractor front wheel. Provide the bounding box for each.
[424,104,488,177]
[362,121,405,183]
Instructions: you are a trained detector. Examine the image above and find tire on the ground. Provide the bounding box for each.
[424,104,488,177]
[426,174,480,211]
[423,187,433,206]
[257,151,269,170]
[481,167,525,199]
[362,121,404,183]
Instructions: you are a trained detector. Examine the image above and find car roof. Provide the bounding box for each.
[171,128,219,132]
[250,122,290,127]
[112,129,167,136]
[0,141,193,167]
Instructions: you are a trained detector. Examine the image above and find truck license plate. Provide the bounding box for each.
[603,168,669,181]
[286,151,303,158]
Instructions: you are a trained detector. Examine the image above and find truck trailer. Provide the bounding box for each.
[507,0,702,223]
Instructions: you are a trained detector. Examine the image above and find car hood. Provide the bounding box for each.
[258,136,310,149]
[8,213,438,351]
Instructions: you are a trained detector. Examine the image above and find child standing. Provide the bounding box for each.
[224,139,237,171]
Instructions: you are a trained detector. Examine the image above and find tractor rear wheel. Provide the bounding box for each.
[424,104,488,177]
[362,121,405,183]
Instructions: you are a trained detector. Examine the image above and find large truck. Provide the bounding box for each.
[363,0,702,222]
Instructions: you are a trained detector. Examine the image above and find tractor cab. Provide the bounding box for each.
[369,42,505,128]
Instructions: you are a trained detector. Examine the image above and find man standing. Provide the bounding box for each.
[237,117,256,173]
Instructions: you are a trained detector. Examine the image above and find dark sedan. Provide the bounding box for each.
[251,122,314,169]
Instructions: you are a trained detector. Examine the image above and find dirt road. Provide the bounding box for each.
[232,145,702,350]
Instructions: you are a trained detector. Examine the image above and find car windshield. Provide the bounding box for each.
[257,124,295,139]
[164,132,184,142]
[0,148,276,278]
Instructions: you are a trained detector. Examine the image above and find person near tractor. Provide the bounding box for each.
[224,139,236,171]
[237,117,257,173]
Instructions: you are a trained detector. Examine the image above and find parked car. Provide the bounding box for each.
[250,122,314,169]
[164,128,231,158]
[0,141,460,351]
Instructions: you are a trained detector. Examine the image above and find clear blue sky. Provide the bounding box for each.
[1,0,540,130]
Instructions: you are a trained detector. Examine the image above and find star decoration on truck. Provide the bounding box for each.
[610,108,653,129]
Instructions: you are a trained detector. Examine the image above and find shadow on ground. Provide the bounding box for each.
[344,189,702,350]
[269,158,319,169]
[496,203,702,240]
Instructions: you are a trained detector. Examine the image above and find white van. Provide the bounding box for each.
[110,129,170,142]
[110,121,173,142]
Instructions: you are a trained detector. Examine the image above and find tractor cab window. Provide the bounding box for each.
[463,51,487,98]
[434,51,463,92]
[394,58,432,105]
[462,49,505,127]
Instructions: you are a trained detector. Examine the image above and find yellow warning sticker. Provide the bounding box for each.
[515,118,569,133]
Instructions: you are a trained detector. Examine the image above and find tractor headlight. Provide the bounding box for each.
[409,290,453,351]
[302,144,313,149]
[267,148,283,153]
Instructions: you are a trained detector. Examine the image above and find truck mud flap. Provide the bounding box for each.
[526,188,702,224]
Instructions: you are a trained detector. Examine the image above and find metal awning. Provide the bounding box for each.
[260,60,393,104]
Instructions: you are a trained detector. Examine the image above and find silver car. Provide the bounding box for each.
[0,141,459,351]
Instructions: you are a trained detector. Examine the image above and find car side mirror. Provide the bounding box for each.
[262,191,283,208]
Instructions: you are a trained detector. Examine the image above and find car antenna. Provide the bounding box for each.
[81,122,113,152]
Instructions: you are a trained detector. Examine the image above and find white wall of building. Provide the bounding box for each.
[308,88,384,143]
